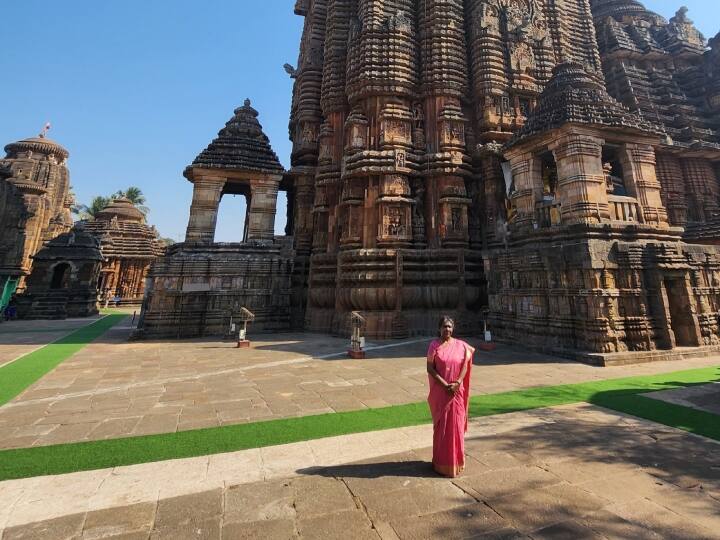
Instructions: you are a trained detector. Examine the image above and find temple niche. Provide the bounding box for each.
[15,230,102,320]
[136,100,293,338]
[0,133,74,311]
[80,197,165,305]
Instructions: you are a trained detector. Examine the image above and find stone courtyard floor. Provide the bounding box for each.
[1,315,719,538]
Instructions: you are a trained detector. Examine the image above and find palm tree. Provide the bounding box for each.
[77,196,110,220]
[114,186,149,216]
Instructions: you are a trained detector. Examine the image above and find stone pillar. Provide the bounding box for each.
[185,177,225,244]
[246,176,281,242]
[550,134,609,226]
[478,151,506,249]
[621,144,668,228]
[506,152,539,232]
[655,153,687,227]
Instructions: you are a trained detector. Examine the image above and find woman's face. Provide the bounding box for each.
[440,320,454,340]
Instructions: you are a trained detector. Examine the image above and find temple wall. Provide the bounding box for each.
[139,242,293,338]
[488,236,720,355]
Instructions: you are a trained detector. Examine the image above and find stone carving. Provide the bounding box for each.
[668,6,705,47]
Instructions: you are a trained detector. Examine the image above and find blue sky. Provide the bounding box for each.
[1,1,717,242]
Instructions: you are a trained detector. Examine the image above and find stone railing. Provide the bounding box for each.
[535,199,562,228]
[608,195,642,223]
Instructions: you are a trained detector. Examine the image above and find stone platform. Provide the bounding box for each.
[1,404,719,538]
[1,322,720,450]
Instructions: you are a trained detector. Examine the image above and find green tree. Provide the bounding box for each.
[77,196,110,220]
[114,186,149,216]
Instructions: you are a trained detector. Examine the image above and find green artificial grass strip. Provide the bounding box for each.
[0,314,126,406]
[0,362,718,481]
[0,402,432,480]
[590,392,720,442]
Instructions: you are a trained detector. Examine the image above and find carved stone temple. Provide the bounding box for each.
[141,0,720,361]
[80,197,165,305]
[0,134,74,310]
[16,230,103,320]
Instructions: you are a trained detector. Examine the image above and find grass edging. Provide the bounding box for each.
[0,363,718,481]
[0,314,126,407]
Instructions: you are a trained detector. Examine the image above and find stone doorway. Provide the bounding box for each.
[50,263,70,289]
[663,277,699,347]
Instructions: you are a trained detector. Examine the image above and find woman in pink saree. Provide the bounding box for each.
[427,316,474,477]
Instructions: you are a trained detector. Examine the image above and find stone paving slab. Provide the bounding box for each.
[0,317,105,368]
[1,403,719,538]
[644,382,720,415]
[1,323,720,449]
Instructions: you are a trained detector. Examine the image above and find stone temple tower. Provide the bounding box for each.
[282,0,720,360]
[285,0,604,338]
[0,133,74,308]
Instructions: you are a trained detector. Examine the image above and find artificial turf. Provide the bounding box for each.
[0,362,717,481]
[0,314,126,407]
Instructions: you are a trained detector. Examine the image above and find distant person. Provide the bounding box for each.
[112,294,121,307]
[426,316,475,477]
[4,296,17,321]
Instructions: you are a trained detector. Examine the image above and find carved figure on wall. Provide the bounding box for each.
[283,63,298,78]
[450,207,462,232]
[510,38,535,75]
[387,11,412,33]
[603,162,627,196]
[301,124,318,144]
[395,150,406,169]
[412,103,424,130]
[477,4,500,33]
[411,178,426,241]
[668,6,705,47]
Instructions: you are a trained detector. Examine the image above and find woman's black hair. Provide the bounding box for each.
[438,315,455,336]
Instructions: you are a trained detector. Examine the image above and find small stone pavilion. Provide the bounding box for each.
[16,230,102,319]
[137,100,292,338]
[81,197,165,305]
[0,133,74,310]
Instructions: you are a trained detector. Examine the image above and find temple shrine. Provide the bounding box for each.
[0,133,74,311]
[138,0,720,362]
[81,197,165,305]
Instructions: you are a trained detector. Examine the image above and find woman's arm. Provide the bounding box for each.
[427,351,450,390]
[448,346,473,396]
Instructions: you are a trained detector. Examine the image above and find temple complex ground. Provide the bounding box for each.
[1,316,719,538]
[1,320,719,450]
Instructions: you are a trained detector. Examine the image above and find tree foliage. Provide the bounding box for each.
[77,186,149,220]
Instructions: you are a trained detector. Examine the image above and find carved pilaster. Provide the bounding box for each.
[550,134,609,226]
[621,144,668,228]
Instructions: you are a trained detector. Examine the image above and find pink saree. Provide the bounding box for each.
[427,338,474,477]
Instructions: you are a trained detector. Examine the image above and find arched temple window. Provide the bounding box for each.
[50,262,71,289]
